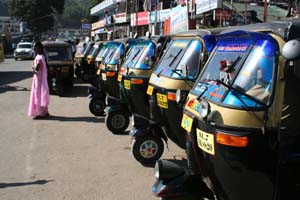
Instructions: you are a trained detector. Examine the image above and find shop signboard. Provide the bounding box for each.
[114,13,127,24]
[150,9,170,23]
[195,0,222,14]
[92,20,105,30]
[170,5,188,34]
[131,11,149,26]
[215,9,232,21]
[91,0,114,16]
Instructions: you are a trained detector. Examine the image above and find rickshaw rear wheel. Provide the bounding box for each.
[131,136,164,166]
[105,111,129,134]
[89,99,105,116]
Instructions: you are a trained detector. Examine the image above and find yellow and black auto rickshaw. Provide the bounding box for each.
[88,39,131,116]
[129,29,223,165]
[43,41,74,96]
[104,35,172,134]
[74,41,94,82]
[152,20,300,200]
[85,41,103,85]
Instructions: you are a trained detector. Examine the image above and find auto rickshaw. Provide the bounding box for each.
[152,20,300,200]
[74,41,87,77]
[104,35,172,134]
[74,41,94,82]
[85,41,102,85]
[88,39,132,116]
[129,29,224,165]
[43,41,74,96]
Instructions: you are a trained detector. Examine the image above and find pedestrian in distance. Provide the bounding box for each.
[28,41,50,119]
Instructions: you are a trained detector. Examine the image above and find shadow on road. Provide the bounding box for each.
[44,115,104,123]
[60,85,89,98]
[0,71,32,86]
[0,179,54,189]
[0,85,30,93]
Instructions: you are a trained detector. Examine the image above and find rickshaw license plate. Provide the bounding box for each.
[181,114,193,133]
[196,129,215,155]
[101,73,107,80]
[62,66,69,72]
[117,74,122,82]
[156,93,168,109]
[124,80,131,90]
[96,69,101,75]
[147,85,154,95]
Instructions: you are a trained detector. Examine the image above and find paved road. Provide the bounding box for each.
[0,58,186,200]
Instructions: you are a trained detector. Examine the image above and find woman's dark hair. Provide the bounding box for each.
[34,41,44,52]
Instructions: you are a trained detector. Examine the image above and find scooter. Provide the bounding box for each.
[153,20,300,200]
[105,35,171,134]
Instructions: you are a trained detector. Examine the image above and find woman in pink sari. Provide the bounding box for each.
[28,42,50,119]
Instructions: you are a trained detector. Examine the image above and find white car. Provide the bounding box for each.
[14,42,35,60]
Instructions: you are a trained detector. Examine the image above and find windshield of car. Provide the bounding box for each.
[105,43,124,65]
[193,38,277,108]
[123,41,155,69]
[44,46,73,61]
[18,44,32,49]
[154,39,202,79]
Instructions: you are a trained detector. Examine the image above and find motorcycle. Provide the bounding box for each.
[153,20,300,200]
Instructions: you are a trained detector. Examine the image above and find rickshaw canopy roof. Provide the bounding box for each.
[42,41,71,47]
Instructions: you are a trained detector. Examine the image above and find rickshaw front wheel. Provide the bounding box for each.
[105,111,129,134]
[89,99,105,116]
[131,136,164,166]
[81,70,91,82]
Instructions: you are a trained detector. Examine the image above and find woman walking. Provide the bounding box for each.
[28,41,50,119]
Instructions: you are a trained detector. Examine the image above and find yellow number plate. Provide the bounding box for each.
[181,114,193,133]
[117,74,122,82]
[96,69,101,75]
[124,80,131,90]
[87,60,91,64]
[62,66,69,73]
[101,73,107,81]
[196,129,215,155]
[156,93,168,109]
[147,85,154,95]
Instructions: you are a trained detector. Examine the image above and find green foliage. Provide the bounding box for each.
[8,0,65,33]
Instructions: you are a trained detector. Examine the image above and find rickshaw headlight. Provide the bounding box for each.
[198,100,210,119]
[176,89,181,103]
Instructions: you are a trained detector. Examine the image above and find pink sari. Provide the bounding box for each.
[28,54,50,118]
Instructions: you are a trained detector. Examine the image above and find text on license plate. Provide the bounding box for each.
[124,80,131,90]
[196,129,215,155]
[156,93,168,109]
[96,69,101,75]
[181,114,193,133]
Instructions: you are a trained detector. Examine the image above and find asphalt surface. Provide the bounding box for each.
[0,58,186,200]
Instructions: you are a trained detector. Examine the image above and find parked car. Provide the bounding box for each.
[14,42,35,60]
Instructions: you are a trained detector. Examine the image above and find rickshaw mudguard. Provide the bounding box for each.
[129,123,168,143]
[88,87,105,99]
[104,95,129,114]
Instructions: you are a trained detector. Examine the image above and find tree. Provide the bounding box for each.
[8,0,65,34]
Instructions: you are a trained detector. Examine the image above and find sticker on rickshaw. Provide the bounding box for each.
[156,93,168,109]
[147,85,154,95]
[124,80,131,90]
[117,74,122,82]
[87,60,91,64]
[181,114,193,133]
[196,129,215,155]
[96,69,101,75]
[101,72,107,80]
[62,66,69,73]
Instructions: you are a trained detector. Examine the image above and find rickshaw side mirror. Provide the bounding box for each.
[282,39,300,60]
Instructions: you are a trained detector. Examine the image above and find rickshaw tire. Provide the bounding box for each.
[89,99,105,116]
[131,136,164,166]
[105,111,129,134]
[81,71,90,82]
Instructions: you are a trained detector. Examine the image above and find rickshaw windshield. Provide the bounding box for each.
[194,38,277,108]
[90,44,101,57]
[123,41,155,69]
[154,39,202,79]
[97,45,109,59]
[44,46,73,61]
[83,43,93,56]
[105,43,124,65]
